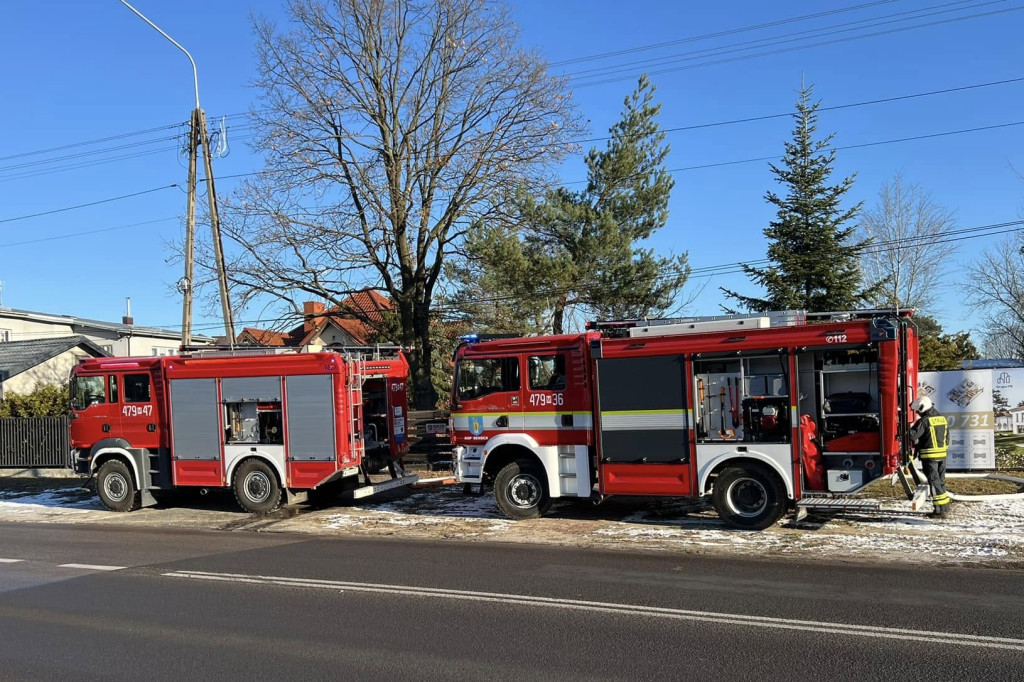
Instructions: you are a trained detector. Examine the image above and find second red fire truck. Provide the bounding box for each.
[71,348,415,513]
[452,310,919,529]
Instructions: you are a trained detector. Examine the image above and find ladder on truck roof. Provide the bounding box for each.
[178,344,405,359]
[590,308,913,338]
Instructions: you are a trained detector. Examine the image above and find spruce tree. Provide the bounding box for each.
[723,83,876,313]
[457,75,688,334]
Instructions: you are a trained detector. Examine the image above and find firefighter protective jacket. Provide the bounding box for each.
[909,407,948,459]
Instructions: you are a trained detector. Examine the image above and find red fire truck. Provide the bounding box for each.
[71,349,415,513]
[452,310,919,529]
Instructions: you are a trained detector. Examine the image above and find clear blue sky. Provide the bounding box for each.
[1,0,1022,341]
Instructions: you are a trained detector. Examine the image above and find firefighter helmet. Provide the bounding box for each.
[910,396,933,414]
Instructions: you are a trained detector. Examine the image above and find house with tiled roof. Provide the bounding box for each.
[237,293,393,348]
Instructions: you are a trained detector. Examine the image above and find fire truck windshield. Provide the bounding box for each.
[71,375,105,410]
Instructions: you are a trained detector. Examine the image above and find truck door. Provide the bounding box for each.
[71,372,120,443]
[594,352,691,495]
[117,371,159,449]
[452,355,522,442]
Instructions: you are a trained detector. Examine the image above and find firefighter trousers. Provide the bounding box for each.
[922,458,950,507]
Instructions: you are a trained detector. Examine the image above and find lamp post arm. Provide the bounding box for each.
[118,0,200,109]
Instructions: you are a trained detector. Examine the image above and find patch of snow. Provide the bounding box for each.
[0,489,103,513]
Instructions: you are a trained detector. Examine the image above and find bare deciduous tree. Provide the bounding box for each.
[968,234,1024,360]
[215,0,581,407]
[859,174,956,312]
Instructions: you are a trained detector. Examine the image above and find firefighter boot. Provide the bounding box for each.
[929,505,945,519]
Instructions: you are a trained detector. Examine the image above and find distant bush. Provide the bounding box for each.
[0,383,69,418]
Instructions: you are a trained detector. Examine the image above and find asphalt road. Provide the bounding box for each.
[0,522,1022,681]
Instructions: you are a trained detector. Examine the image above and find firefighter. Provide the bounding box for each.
[909,396,951,518]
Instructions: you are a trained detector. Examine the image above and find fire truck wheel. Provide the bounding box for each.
[712,464,786,530]
[96,459,140,512]
[233,459,282,514]
[494,460,552,520]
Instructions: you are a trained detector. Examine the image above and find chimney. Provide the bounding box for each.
[122,297,134,326]
[303,301,325,333]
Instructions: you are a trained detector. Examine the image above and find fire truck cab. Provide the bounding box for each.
[452,310,918,529]
[71,349,412,513]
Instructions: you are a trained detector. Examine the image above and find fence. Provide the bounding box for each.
[406,410,453,471]
[0,416,71,468]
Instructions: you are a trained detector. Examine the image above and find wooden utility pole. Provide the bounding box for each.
[180,109,200,347]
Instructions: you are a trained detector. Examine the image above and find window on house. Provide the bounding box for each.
[124,374,151,403]
[100,344,114,355]
[0,329,10,342]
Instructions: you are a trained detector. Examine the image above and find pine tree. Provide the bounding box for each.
[722,82,876,313]
[457,75,689,334]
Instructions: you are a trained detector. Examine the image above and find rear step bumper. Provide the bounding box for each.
[797,498,882,512]
[344,474,419,500]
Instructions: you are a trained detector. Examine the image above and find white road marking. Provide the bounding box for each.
[58,563,125,572]
[164,570,1024,652]
[0,559,24,564]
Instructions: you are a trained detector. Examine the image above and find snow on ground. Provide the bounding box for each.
[0,487,105,518]
[3,479,1024,567]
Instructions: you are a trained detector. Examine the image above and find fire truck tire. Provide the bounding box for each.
[233,459,282,514]
[96,459,140,512]
[712,464,786,530]
[494,460,552,520]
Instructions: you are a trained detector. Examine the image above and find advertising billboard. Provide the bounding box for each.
[917,369,994,470]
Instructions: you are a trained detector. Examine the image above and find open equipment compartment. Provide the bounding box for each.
[797,346,884,493]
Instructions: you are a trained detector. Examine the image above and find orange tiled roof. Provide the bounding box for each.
[239,293,391,347]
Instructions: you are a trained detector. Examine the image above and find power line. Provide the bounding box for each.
[4,113,1016,226]
[0,217,177,248]
[569,119,1024,184]
[0,185,178,225]
[581,74,1024,143]
[550,0,908,67]
[0,121,187,162]
[566,0,995,80]
[7,216,1006,336]
[0,3,995,165]
[572,3,1024,87]
[422,219,1024,312]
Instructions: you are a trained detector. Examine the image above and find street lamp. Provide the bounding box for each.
[119,0,235,348]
